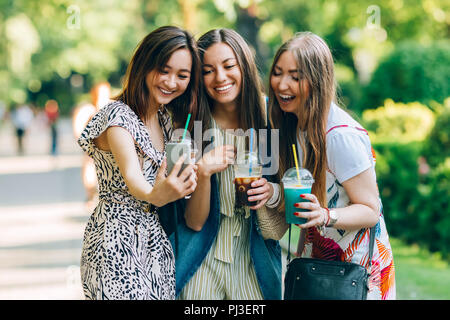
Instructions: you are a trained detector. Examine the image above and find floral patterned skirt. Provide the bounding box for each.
[301,213,396,300]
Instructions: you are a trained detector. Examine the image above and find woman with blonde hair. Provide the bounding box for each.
[269,32,396,299]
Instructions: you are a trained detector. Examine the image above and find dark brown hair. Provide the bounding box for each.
[115,26,201,130]
[269,32,337,208]
[196,28,266,133]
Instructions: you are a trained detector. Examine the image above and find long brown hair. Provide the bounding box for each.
[115,26,201,130]
[196,28,266,134]
[269,32,337,208]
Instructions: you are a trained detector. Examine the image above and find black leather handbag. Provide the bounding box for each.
[284,226,375,300]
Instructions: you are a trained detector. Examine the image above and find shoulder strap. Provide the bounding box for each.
[287,225,376,272]
[326,124,376,166]
[367,226,376,273]
[287,225,292,263]
[326,124,369,135]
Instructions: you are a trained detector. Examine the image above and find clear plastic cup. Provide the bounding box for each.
[184,146,198,199]
[234,152,262,207]
[282,167,315,224]
[165,137,192,175]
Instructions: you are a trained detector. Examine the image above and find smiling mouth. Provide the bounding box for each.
[159,87,175,96]
[215,83,233,94]
[278,94,295,103]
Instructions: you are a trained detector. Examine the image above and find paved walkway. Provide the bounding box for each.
[0,117,86,299]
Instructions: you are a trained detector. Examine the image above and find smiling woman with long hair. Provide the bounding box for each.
[170,28,284,300]
[77,26,200,300]
[269,32,396,299]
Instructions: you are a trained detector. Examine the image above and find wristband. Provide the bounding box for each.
[265,182,281,208]
[324,208,331,227]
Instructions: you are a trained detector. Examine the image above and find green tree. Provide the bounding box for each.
[361,41,450,111]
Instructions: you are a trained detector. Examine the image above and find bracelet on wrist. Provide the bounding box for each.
[324,208,331,227]
[265,182,281,208]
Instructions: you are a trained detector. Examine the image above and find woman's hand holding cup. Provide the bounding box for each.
[247,178,274,210]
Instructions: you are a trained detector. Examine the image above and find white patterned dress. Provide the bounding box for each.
[78,101,175,300]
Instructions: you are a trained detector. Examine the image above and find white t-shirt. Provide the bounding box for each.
[296,102,376,209]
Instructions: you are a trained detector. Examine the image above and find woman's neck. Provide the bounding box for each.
[212,101,239,130]
[143,101,161,124]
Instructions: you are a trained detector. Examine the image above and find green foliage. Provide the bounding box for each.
[422,99,450,167]
[361,98,450,260]
[1,0,449,115]
[415,159,450,258]
[362,99,435,143]
[0,0,186,114]
[374,107,450,260]
[374,141,422,240]
[361,41,450,110]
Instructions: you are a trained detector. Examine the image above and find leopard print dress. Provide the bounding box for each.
[78,101,175,300]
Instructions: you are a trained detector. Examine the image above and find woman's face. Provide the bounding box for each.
[146,48,192,109]
[270,50,309,115]
[202,43,242,106]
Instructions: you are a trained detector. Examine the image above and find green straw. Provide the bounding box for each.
[181,113,191,141]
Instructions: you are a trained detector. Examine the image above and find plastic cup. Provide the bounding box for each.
[166,137,192,175]
[234,152,262,207]
[184,147,198,199]
[282,167,315,224]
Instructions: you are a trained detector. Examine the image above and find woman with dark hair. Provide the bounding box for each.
[171,28,284,300]
[77,26,200,300]
[269,32,396,299]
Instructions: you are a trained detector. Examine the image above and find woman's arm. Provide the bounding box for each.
[106,126,197,207]
[183,166,213,231]
[331,168,380,230]
[294,168,379,231]
[184,145,235,231]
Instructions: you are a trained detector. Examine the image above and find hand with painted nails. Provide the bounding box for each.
[293,193,328,229]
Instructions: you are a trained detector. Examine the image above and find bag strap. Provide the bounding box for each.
[287,225,292,263]
[287,225,376,274]
[367,226,376,273]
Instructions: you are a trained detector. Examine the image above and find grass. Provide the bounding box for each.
[281,228,450,300]
[390,238,450,300]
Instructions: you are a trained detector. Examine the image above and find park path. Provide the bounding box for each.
[0,117,86,299]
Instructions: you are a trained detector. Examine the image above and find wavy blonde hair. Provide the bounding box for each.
[269,32,337,209]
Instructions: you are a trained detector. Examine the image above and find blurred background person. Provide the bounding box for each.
[0,101,6,128]
[45,99,59,156]
[72,82,112,210]
[10,103,34,155]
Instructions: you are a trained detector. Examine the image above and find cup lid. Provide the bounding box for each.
[282,167,314,186]
[169,136,191,143]
[235,151,259,165]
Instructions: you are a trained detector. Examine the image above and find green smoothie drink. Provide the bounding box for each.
[282,167,315,224]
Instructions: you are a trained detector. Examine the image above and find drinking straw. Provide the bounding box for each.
[181,113,191,141]
[249,128,254,175]
[292,144,302,185]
